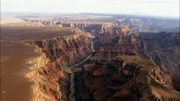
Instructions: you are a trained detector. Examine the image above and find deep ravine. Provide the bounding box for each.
[68,41,95,101]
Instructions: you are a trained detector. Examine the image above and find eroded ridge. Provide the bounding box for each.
[75,56,180,101]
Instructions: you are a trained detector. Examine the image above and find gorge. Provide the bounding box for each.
[1,16,180,101]
[25,22,180,101]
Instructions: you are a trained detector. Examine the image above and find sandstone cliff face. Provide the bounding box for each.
[99,23,114,34]
[26,53,67,101]
[61,23,131,37]
[76,56,180,101]
[25,29,93,101]
[61,23,136,46]
[91,47,136,62]
[98,25,136,46]
[88,25,137,62]
[25,29,92,65]
[62,23,102,35]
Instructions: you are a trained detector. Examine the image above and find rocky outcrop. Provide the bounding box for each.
[61,23,132,38]
[91,47,136,62]
[60,17,179,34]
[115,18,179,32]
[76,56,180,101]
[99,23,114,34]
[22,19,59,26]
[26,53,67,101]
[98,25,136,46]
[88,25,137,62]
[136,32,180,91]
[25,29,93,65]
[62,23,102,35]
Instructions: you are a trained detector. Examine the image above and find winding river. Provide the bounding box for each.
[68,41,94,101]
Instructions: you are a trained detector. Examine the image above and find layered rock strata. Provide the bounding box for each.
[25,29,93,101]
[136,32,180,91]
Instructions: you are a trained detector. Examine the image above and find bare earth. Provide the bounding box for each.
[0,42,40,101]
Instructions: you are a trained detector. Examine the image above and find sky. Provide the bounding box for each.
[1,0,179,17]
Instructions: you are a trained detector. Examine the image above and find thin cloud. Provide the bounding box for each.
[1,0,179,17]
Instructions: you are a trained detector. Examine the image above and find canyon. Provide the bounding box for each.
[1,15,180,101]
[27,23,180,101]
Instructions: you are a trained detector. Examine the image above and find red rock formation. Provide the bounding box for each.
[25,29,92,65]
[136,32,180,91]
[76,56,180,101]
[62,23,102,35]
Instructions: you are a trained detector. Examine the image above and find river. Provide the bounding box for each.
[68,41,94,101]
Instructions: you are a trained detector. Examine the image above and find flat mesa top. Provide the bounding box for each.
[1,18,75,41]
[1,25,74,41]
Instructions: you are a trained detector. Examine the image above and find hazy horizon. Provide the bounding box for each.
[1,0,179,17]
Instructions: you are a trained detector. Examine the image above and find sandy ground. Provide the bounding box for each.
[0,42,40,101]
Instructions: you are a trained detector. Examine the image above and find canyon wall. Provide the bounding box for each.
[25,29,93,65]
[25,29,93,101]
[61,17,179,33]
[23,16,179,33]
[136,32,180,91]
[62,23,102,36]
[115,18,179,32]
[26,52,67,101]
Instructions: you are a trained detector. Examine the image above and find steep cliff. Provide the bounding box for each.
[25,28,93,101]
[26,53,67,101]
[88,25,137,62]
[61,23,136,46]
[25,29,93,65]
